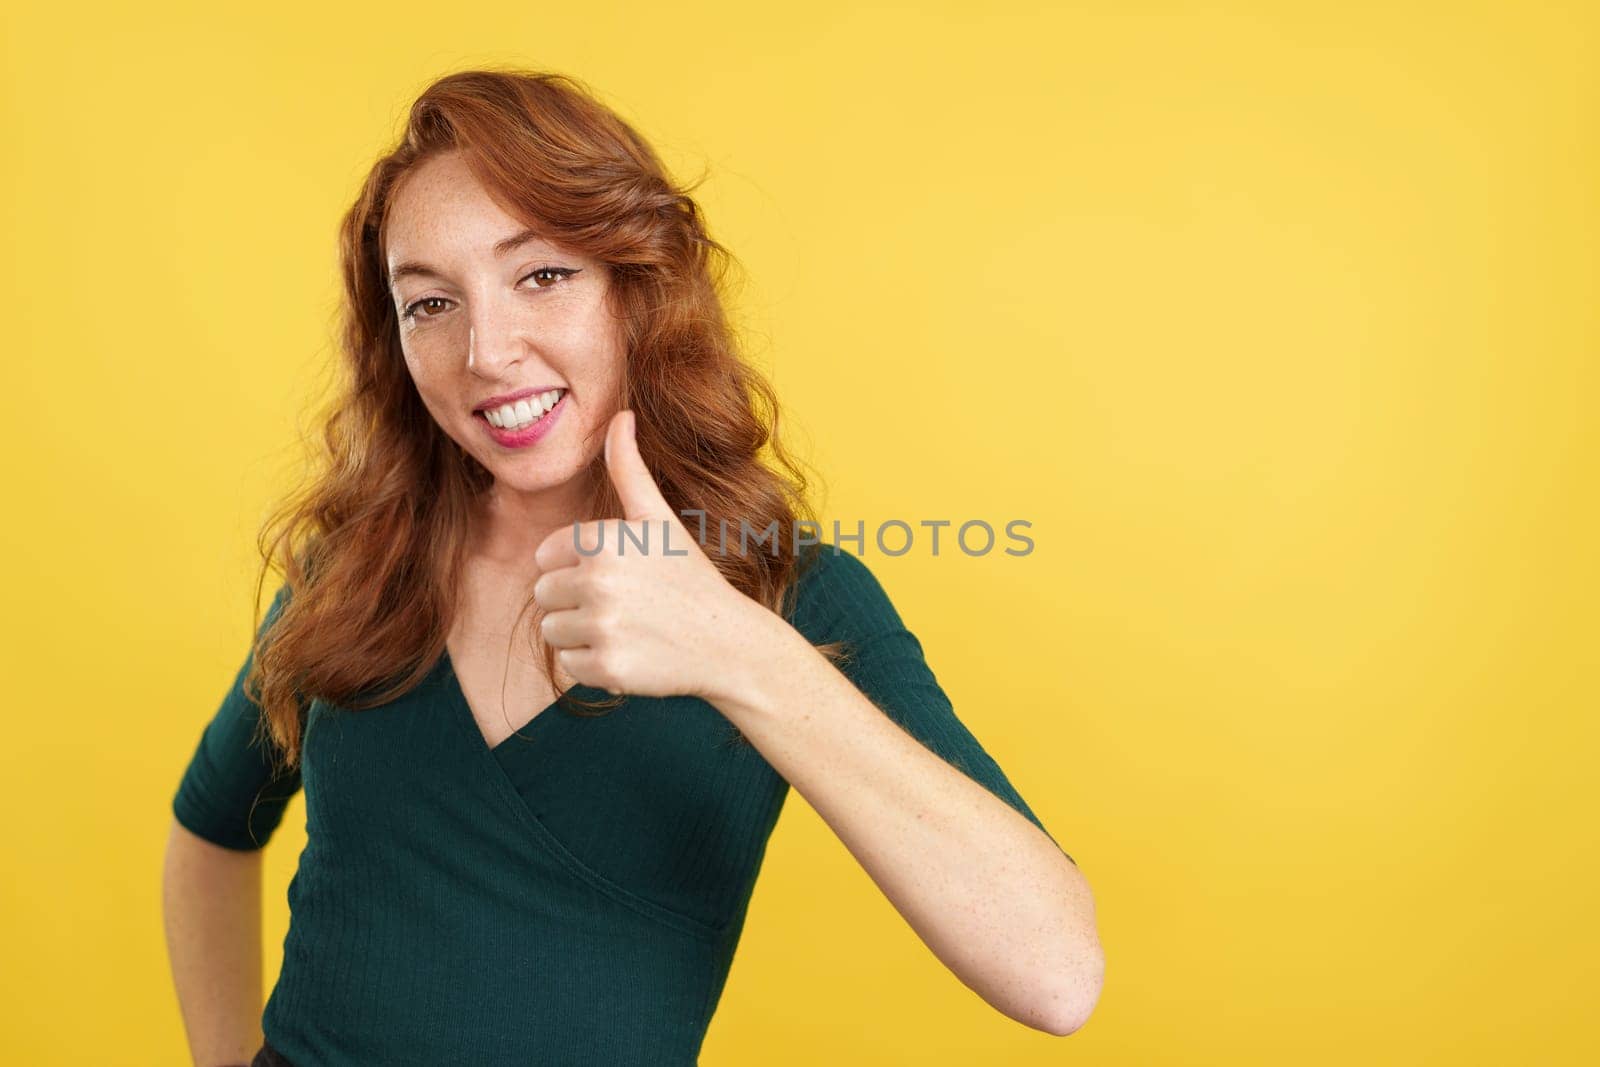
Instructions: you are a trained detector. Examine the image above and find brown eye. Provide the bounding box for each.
[401,267,578,323]
[402,296,451,320]
[522,267,580,289]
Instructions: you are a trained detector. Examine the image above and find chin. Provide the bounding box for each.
[486,457,584,494]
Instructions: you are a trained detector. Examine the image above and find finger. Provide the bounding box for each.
[532,566,583,612]
[556,646,613,692]
[539,606,595,650]
[535,519,605,572]
[604,409,673,522]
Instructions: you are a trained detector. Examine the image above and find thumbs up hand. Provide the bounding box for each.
[532,409,761,703]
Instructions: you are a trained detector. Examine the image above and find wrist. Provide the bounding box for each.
[697,592,812,721]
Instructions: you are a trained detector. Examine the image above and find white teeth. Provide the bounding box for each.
[485,389,563,429]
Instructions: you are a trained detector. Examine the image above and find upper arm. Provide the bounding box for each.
[171,582,305,852]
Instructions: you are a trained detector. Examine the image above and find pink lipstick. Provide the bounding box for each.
[475,390,567,449]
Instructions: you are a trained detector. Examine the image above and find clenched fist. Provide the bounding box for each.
[532,409,763,702]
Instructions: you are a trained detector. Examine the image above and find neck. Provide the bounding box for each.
[468,468,598,570]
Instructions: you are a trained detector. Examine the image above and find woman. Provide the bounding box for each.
[161,68,1103,1067]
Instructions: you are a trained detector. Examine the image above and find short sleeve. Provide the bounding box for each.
[171,582,304,851]
[791,544,1074,865]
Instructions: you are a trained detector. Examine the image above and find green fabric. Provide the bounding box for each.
[172,541,1069,1065]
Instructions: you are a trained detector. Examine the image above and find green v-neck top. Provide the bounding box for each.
[171,541,1071,1066]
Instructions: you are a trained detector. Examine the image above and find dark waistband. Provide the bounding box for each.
[251,1038,295,1067]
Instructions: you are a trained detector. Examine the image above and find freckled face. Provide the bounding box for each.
[383,151,625,493]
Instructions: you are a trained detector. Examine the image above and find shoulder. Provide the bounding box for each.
[786,541,907,644]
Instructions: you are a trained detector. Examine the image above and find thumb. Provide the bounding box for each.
[605,409,672,521]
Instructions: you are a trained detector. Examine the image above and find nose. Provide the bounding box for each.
[465,289,526,374]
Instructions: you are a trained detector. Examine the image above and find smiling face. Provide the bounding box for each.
[383,150,625,507]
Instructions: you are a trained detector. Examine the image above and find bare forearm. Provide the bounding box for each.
[707,606,1104,1035]
[161,818,265,1066]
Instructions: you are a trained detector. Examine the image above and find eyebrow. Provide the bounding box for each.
[387,227,549,287]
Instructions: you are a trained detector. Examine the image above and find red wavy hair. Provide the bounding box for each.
[244,67,840,771]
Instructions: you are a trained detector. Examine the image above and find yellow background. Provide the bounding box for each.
[2,2,1594,1063]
